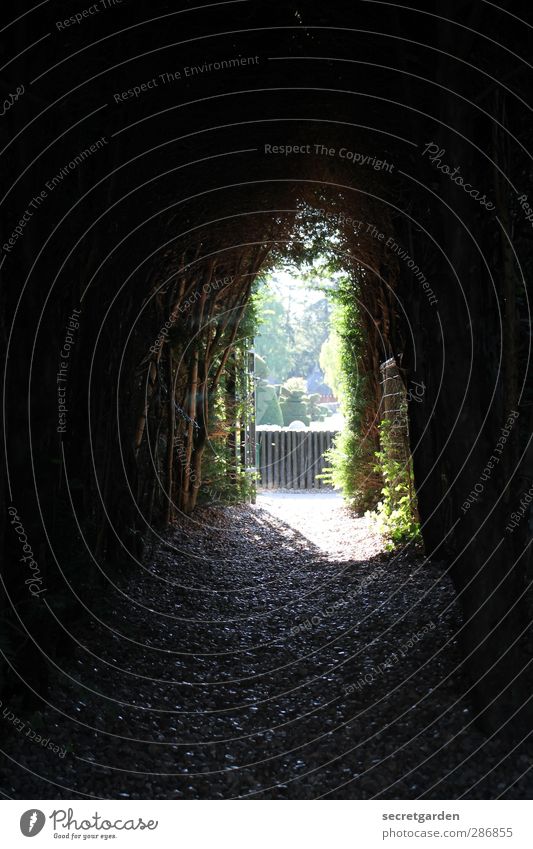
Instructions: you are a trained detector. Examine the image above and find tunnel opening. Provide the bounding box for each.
[254,256,342,494]
[244,225,420,560]
[126,186,405,526]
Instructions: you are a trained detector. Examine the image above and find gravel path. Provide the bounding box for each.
[256,489,383,561]
[1,500,532,799]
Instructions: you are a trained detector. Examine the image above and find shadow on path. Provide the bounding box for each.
[1,504,531,799]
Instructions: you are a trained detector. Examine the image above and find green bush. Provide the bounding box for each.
[198,439,257,506]
[367,418,421,549]
[256,379,283,426]
[319,428,382,512]
[279,378,310,426]
[306,392,327,422]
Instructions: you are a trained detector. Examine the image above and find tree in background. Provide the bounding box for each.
[292,297,331,379]
[254,274,332,388]
[254,289,294,383]
[319,328,343,401]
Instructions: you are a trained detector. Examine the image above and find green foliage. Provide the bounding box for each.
[306,392,328,422]
[315,258,421,540]
[253,289,292,383]
[318,269,383,510]
[367,418,421,549]
[254,353,269,379]
[198,290,259,506]
[199,438,257,506]
[277,378,329,425]
[283,376,306,394]
[319,328,343,401]
[253,273,331,384]
[279,378,310,426]
[295,297,331,378]
[256,379,283,426]
[319,428,382,512]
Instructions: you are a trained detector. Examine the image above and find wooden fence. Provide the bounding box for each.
[257,429,337,489]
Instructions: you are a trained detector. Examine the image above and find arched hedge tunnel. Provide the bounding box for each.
[2,1,532,752]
